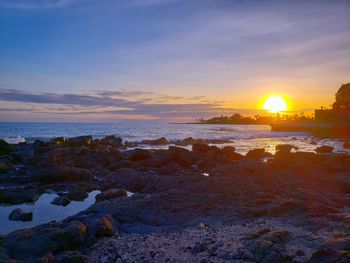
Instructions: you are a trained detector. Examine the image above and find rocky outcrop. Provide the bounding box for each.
[315,145,334,153]
[8,208,33,221]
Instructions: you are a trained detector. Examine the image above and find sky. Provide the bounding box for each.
[0,0,349,122]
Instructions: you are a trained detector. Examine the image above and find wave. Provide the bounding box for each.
[1,136,26,144]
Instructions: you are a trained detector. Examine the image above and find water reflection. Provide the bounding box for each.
[0,190,100,234]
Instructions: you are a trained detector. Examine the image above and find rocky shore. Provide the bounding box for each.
[0,136,350,262]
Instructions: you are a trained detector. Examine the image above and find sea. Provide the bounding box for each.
[0,122,349,155]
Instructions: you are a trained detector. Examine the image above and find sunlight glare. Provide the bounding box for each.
[263,96,287,113]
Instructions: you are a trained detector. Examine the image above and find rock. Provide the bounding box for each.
[0,187,39,205]
[0,162,10,173]
[50,137,66,145]
[33,165,93,182]
[221,146,244,160]
[2,220,87,260]
[71,213,117,241]
[246,148,272,159]
[307,248,350,263]
[192,143,211,153]
[95,189,127,202]
[67,136,93,147]
[51,196,71,207]
[241,229,291,263]
[0,139,13,155]
[323,237,350,251]
[175,137,206,146]
[67,190,88,201]
[315,145,334,153]
[141,137,169,145]
[99,136,122,146]
[128,149,152,161]
[52,250,85,263]
[275,144,298,153]
[343,142,350,149]
[8,208,33,221]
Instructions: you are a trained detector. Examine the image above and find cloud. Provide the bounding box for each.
[0,0,180,9]
[0,87,249,120]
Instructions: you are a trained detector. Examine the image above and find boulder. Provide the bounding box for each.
[246,148,272,159]
[0,162,10,173]
[52,250,85,263]
[128,149,152,161]
[99,136,122,146]
[275,144,298,153]
[220,146,243,160]
[33,165,93,183]
[316,145,334,153]
[51,196,71,207]
[66,136,93,147]
[2,220,87,260]
[343,142,350,149]
[50,137,66,145]
[8,208,33,221]
[307,248,350,263]
[192,143,211,153]
[0,139,13,155]
[95,189,127,202]
[67,190,88,201]
[241,229,291,263]
[71,213,117,241]
[141,137,169,145]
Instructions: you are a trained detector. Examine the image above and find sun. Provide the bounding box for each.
[263,96,287,113]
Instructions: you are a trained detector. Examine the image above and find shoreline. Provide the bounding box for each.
[1,135,350,262]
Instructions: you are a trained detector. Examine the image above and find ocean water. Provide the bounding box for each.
[0,122,349,154]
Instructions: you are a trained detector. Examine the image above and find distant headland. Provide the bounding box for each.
[193,83,350,137]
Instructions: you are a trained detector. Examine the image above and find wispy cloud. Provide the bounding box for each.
[0,87,250,121]
[0,0,180,9]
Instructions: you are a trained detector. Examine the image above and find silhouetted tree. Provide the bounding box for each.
[333,83,350,112]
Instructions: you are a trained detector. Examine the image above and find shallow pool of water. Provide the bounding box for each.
[0,190,100,234]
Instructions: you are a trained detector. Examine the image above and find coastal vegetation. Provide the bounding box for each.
[197,113,313,125]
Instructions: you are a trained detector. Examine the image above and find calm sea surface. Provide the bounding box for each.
[0,122,349,154]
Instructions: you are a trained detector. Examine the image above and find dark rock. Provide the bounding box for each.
[67,136,93,147]
[71,213,117,240]
[175,137,206,146]
[315,145,334,153]
[343,142,350,149]
[0,187,39,205]
[141,137,169,145]
[51,196,71,207]
[52,250,85,263]
[50,137,66,145]
[33,165,93,183]
[99,136,122,146]
[0,162,10,173]
[221,146,244,160]
[241,229,291,263]
[275,144,298,153]
[128,149,152,161]
[67,190,88,201]
[192,144,211,153]
[307,248,350,263]
[8,208,33,221]
[2,220,87,260]
[246,148,272,159]
[0,139,13,155]
[95,189,127,202]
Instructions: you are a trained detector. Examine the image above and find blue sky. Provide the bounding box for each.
[0,0,349,122]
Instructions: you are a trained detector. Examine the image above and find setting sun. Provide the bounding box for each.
[263,96,287,113]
